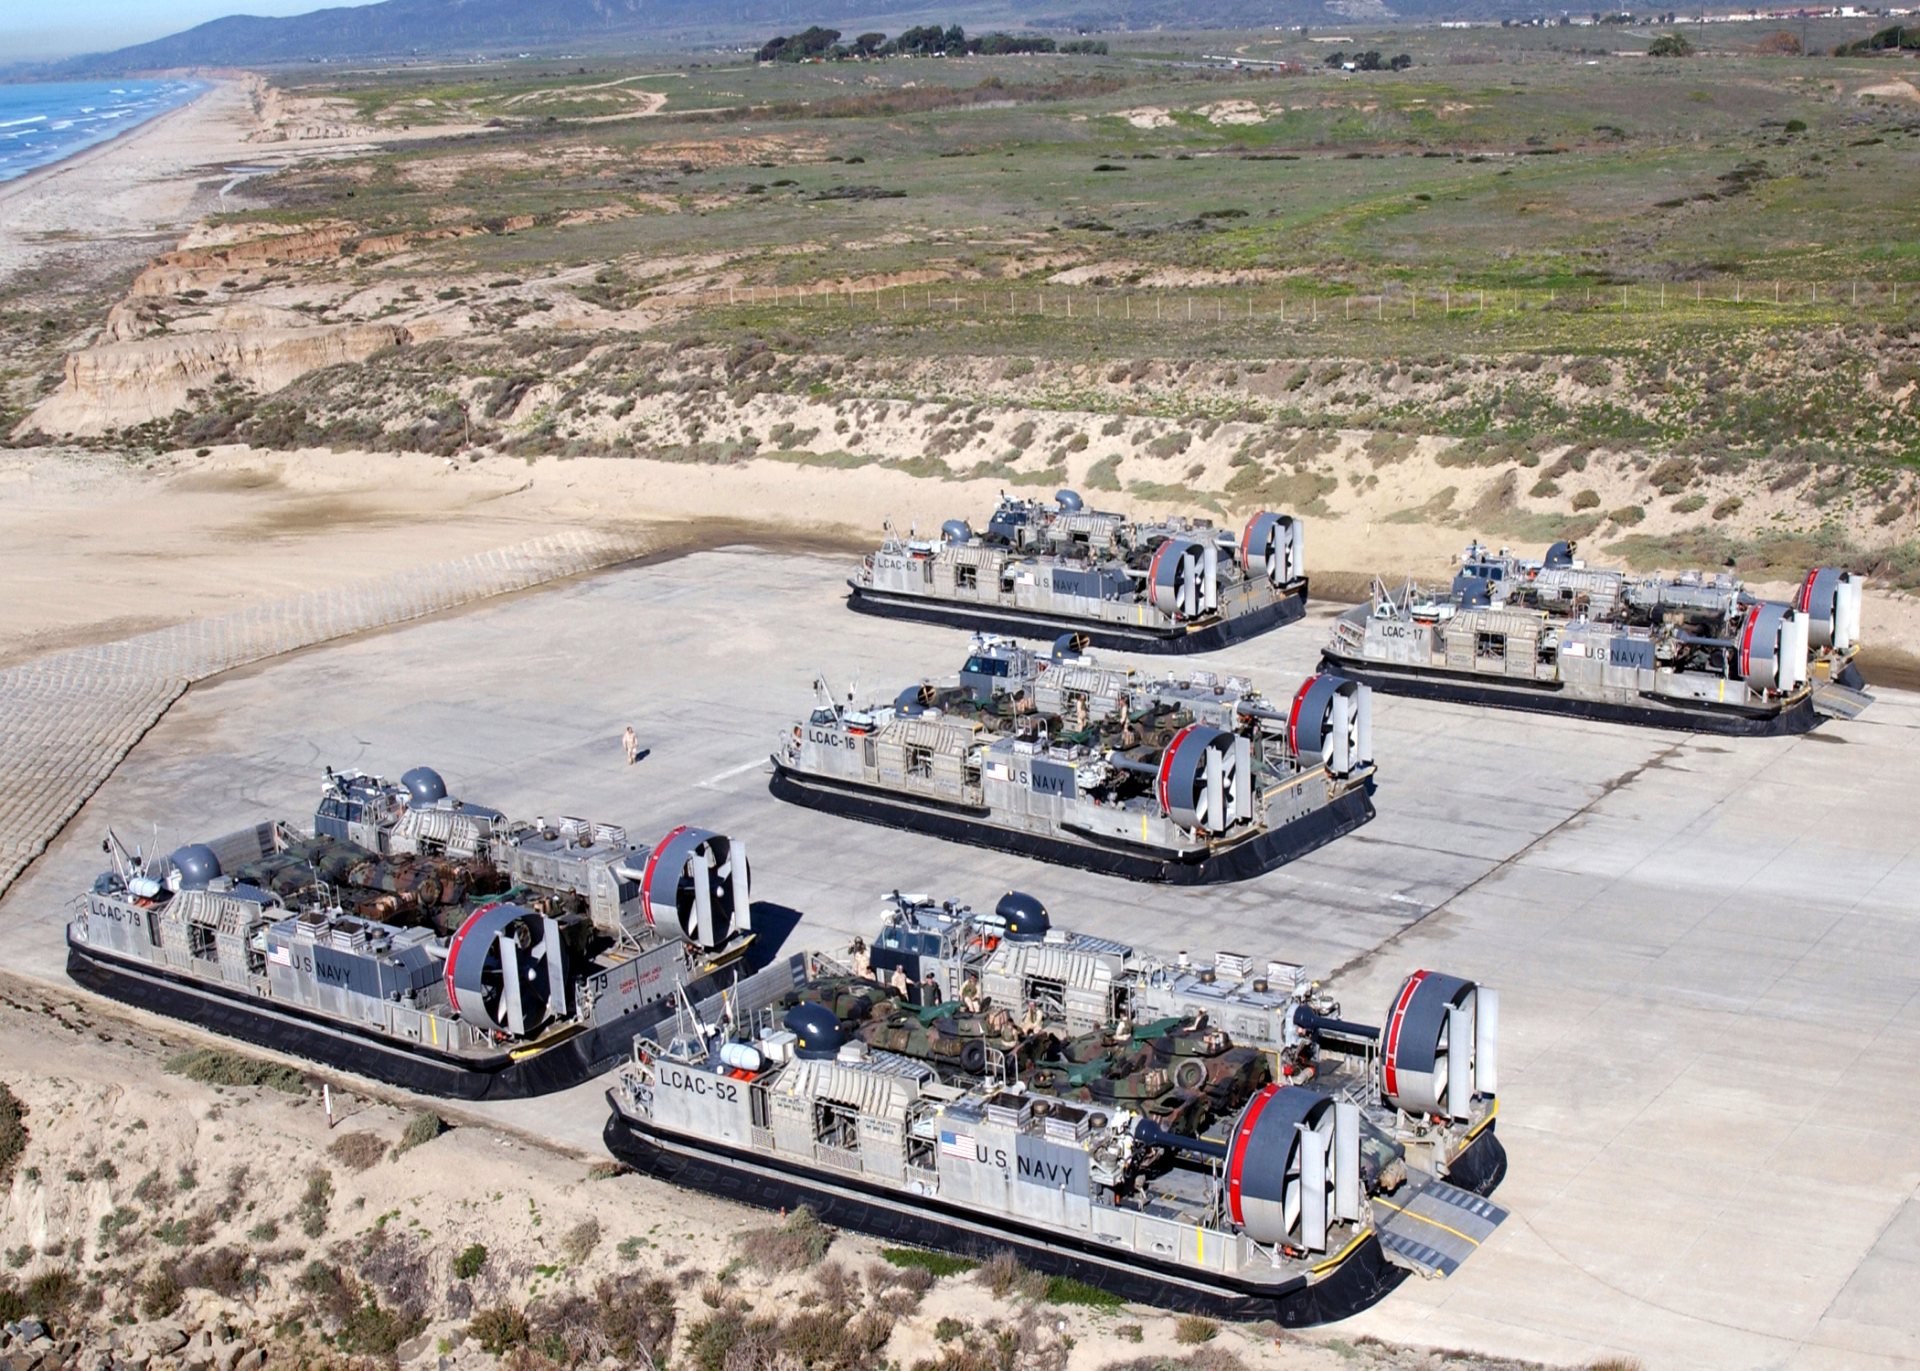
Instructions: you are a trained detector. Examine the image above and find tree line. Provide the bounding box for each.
[1322,50,1413,70]
[755,25,1108,63]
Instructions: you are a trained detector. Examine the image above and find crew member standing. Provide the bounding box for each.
[622,725,639,766]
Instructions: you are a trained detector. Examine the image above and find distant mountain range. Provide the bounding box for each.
[34,0,1561,76]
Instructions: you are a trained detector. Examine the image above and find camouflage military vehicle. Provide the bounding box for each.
[66,766,756,1099]
[605,894,1505,1325]
[847,489,1307,653]
[771,635,1375,882]
[1324,540,1870,734]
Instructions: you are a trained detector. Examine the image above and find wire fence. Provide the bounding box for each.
[680,276,1914,326]
[0,528,650,902]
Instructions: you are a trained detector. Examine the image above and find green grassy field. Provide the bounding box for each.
[256,30,1920,303]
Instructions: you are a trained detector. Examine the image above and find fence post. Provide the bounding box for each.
[1811,282,1818,305]
[1187,297,1193,322]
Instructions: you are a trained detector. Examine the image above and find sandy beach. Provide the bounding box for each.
[0,78,258,286]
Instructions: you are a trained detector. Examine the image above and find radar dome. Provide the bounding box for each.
[170,844,222,891]
[1054,489,1084,513]
[940,519,973,546]
[784,1003,845,1060]
[995,891,1051,941]
[402,766,448,805]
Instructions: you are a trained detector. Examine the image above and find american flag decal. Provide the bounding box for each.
[938,1129,972,1160]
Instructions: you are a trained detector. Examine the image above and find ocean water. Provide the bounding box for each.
[0,78,205,183]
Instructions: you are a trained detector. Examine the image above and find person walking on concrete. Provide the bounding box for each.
[622,725,639,766]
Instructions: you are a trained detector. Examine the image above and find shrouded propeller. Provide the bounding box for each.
[1147,538,1218,620]
[1240,511,1304,589]
[1795,567,1862,653]
[638,826,752,950]
[445,903,566,1040]
[1285,674,1372,778]
[1155,725,1253,832]
[1380,969,1497,1123]
[1736,602,1809,694]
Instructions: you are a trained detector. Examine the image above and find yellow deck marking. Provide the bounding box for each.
[1372,1196,1480,1248]
[1310,1229,1372,1275]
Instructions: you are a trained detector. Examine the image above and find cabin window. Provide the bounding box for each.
[863,739,878,769]
[189,923,218,963]
[1475,631,1507,662]
[906,744,935,780]
[956,564,978,590]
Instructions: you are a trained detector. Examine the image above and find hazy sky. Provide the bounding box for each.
[3,0,382,60]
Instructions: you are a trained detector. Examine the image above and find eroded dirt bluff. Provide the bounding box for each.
[25,323,409,437]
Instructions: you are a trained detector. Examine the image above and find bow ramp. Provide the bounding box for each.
[1812,677,1873,721]
[1373,1176,1508,1279]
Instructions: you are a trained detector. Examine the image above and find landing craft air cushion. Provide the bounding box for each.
[769,634,1375,882]
[847,489,1308,652]
[605,889,1504,1326]
[1323,540,1870,734]
[66,766,755,1099]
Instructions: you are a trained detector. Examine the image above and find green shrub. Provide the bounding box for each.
[1571,489,1600,511]
[0,1087,24,1192]
[738,1207,831,1273]
[469,1304,530,1355]
[454,1243,488,1281]
[1712,496,1743,521]
[139,1269,182,1318]
[1174,1315,1219,1344]
[298,1168,333,1239]
[393,1111,447,1156]
[1044,1275,1122,1309]
[1673,493,1707,514]
[339,1295,422,1357]
[1610,505,1646,527]
[164,1049,306,1095]
[1568,357,1614,388]
[881,1247,977,1277]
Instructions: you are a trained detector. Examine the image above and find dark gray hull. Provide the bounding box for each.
[768,758,1374,884]
[604,1102,1503,1326]
[1320,651,1820,737]
[847,580,1308,654]
[66,935,698,1101]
